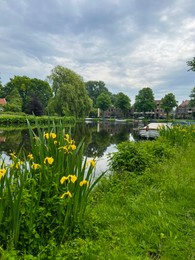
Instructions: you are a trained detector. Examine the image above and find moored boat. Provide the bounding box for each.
[138,122,172,139]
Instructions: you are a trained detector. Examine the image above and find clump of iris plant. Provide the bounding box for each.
[0,121,106,253]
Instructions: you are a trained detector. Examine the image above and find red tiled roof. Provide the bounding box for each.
[178,100,190,107]
[0,98,6,106]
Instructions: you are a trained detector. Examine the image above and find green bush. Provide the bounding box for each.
[109,139,174,174]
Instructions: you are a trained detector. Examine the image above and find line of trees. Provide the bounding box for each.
[0,66,132,118]
[0,57,194,118]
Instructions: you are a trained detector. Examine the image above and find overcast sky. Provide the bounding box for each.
[0,0,195,104]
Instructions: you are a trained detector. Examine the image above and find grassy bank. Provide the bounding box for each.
[1,125,195,259]
[0,114,76,126]
[50,140,194,260]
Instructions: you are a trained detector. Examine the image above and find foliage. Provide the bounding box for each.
[96,92,112,114]
[47,66,92,118]
[189,86,195,107]
[134,87,156,115]
[0,120,105,256]
[114,92,131,117]
[159,123,195,148]
[4,88,22,113]
[0,115,76,126]
[25,78,53,113]
[85,81,110,107]
[2,76,52,114]
[27,94,44,116]
[187,57,195,71]
[81,142,195,259]
[160,93,177,118]
[109,139,174,174]
[192,111,195,119]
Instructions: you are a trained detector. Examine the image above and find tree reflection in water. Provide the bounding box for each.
[0,122,135,172]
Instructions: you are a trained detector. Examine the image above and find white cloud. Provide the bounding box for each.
[0,0,195,104]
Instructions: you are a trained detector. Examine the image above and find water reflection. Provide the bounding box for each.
[0,122,136,172]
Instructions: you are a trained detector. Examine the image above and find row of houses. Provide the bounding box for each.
[102,100,195,119]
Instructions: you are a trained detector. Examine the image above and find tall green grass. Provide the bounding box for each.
[159,123,195,147]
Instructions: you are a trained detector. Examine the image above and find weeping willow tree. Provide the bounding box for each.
[47,66,92,118]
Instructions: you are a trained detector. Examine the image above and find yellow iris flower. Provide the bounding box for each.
[44,133,57,139]
[0,169,6,180]
[60,175,77,184]
[44,133,49,139]
[60,176,69,184]
[44,157,54,165]
[79,180,89,187]
[87,159,96,168]
[32,163,41,170]
[60,191,72,198]
[27,153,33,160]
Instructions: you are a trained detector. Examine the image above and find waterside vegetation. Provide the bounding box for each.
[0,123,195,259]
[0,114,76,126]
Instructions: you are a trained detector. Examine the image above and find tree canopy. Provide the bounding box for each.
[134,87,155,115]
[85,81,110,107]
[189,87,195,107]
[2,76,52,114]
[96,92,112,113]
[4,88,22,113]
[114,92,131,117]
[47,66,92,118]
[160,93,177,118]
[187,57,195,72]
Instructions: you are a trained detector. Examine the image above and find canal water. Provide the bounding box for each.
[0,121,138,173]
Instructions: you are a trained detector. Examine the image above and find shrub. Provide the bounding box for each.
[109,139,174,174]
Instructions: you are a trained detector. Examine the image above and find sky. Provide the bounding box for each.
[0,0,195,104]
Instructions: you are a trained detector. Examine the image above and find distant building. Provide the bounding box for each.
[0,98,6,111]
[154,100,167,119]
[99,107,130,118]
[175,100,195,119]
[132,100,167,119]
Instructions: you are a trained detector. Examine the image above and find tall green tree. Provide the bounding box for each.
[27,78,52,111]
[96,92,112,117]
[27,94,44,116]
[189,87,195,107]
[2,76,31,112]
[187,57,195,71]
[2,76,52,114]
[134,87,155,115]
[47,66,92,118]
[115,92,131,118]
[85,81,110,107]
[4,88,22,112]
[160,93,177,118]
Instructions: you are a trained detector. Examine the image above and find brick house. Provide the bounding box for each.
[175,100,195,119]
[132,100,167,119]
[154,100,167,119]
[0,98,6,111]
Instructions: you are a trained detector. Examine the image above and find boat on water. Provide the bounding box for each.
[115,119,127,123]
[138,122,172,139]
